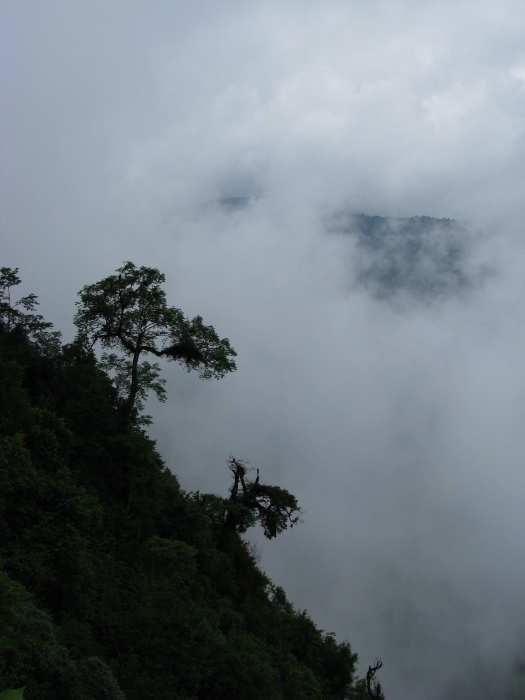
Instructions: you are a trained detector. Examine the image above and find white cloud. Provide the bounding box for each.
[3,1,525,696]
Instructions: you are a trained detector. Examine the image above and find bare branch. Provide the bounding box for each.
[366,659,384,700]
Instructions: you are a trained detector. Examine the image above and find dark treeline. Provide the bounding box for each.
[0,266,380,699]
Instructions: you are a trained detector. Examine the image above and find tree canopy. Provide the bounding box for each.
[226,456,302,539]
[196,457,303,541]
[74,262,237,424]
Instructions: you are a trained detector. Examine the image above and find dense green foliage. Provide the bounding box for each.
[0,268,371,699]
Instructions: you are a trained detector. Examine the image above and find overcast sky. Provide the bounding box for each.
[3,2,525,698]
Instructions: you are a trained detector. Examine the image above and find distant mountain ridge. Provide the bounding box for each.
[327,212,482,303]
[216,199,484,303]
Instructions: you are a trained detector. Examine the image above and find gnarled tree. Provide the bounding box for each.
[366,659,385,700]
[74,262,237,425]
[224,457,302,539]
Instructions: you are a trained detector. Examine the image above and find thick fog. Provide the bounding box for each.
[3,2,525,697]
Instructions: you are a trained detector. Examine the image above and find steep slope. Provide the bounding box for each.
[0,270,370,699]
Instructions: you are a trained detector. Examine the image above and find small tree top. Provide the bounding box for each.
[0,267,60,354]
[226,456,302,539]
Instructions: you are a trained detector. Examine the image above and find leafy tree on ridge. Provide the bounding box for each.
[74,262,237,425]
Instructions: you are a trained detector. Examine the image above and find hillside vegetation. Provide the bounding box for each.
[0,266,380,699]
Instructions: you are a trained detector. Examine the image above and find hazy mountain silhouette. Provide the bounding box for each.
[328,212,485,303]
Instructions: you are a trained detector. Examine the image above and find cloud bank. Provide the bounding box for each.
[3,1,525,697]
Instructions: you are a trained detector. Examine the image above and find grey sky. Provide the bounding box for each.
[3,2,525,697]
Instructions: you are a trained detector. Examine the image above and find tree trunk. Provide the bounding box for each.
[123,348,141,427]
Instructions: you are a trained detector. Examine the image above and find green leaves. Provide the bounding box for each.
[0,268,60,355]
[0,688,26,699]
[74,261,236,424]
[101,352,167,424]
[233,457,302,539]
[200,457,303,540]
[74,263,169,351]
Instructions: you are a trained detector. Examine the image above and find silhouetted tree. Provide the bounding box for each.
[74,262,236,424]
[0,267,60,354]
[225,457,302,539]
[366,659,385,700]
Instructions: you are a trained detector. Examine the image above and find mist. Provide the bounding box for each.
[3,1,525,697]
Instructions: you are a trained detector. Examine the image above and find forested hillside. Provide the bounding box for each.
[0,266,379,700]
